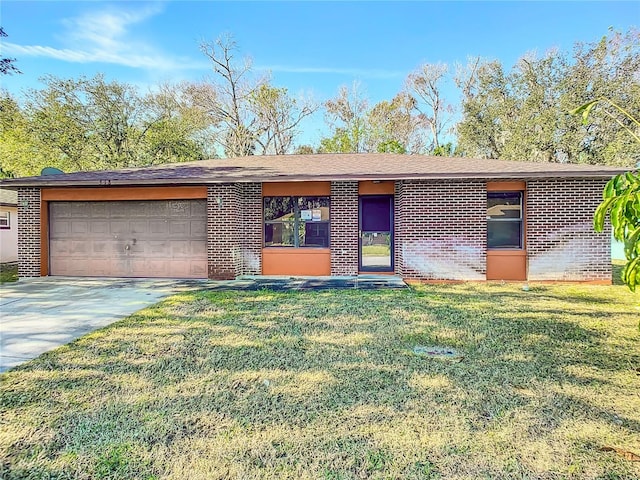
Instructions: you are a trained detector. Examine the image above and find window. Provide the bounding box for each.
[487,192,523,249]
[264,196,330,247]
[0,211,9,229]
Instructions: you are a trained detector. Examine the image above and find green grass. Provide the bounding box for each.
[1,283,639,479]
[0,263,18,284]
[362,245,390,256]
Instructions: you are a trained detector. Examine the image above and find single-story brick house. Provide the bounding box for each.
[0,153,622,283]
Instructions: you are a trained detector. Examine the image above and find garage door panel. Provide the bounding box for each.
[90,221,110,236]
[110,221,129,235]
[50,203,71,218]
[149,220,168,235]
[71,221,89,235]
[89,259,113,276]
[50,221,70,236]
[192,240,207,256]
[169,221,190,237]
[50,199,207,278]
[191,221,206,236]
[169,200,191,217]
[191,200,207,216]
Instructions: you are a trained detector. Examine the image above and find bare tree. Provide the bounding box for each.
[405,63,454,152]
[0,27,21,75]
[192,35,316,157]
[197,35,263,157]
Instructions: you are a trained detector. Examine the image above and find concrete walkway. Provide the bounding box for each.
[205,275,408,291]
[0,277,203,372]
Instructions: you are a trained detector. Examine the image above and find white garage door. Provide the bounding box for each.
[49,200,207,278]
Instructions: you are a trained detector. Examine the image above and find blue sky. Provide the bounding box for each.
[1,1,638,145]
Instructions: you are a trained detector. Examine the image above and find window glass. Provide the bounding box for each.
[361,196,392,231]
[487,191,523,249]
[264,197,295,222]
[0,211,9,228]
[488,221,522,248]
[487,192,522,219]
[264,196,330,248]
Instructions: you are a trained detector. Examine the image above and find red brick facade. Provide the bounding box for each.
[15,177,612,282]
[240,183,262,276]
[17,188,41,277]
[330,181,359,275]
[395,180,487,280]
[527,178,611,281]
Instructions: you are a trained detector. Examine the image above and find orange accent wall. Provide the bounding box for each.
[358,181,395,195]
[486,250,527,281]
[487,181,526,191]
[41,186,207,201]
[262,248,331,275]
[40,202,49,276]
[262,182,330,197]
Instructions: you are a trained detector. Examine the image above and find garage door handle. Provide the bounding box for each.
[124,244,130,250]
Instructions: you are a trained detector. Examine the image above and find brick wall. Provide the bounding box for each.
[207,184,242,280]
[396,180,486,280]
[17,188,41,277]
[330,181,359,275]
[527,178,611,281]
[394,182,403,275]
[240,183,262,275]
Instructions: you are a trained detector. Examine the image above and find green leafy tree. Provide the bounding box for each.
[320,82,369,153]
[320,85,427,154]
[1,75,209,176]
[250,84,317,155]
[575,99,640,291]
[457,29,640,167]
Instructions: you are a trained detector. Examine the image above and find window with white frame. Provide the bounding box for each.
[0,211,9,229]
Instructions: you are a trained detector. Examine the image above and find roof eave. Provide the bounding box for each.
[0,169,624,188]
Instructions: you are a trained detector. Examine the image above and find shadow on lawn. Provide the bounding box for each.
[1,285,637,478]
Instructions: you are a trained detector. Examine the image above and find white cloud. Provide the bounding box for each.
[2,3,206,71]
[255,65,404,79]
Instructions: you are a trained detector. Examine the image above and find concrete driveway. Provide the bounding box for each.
[0,277,203,373]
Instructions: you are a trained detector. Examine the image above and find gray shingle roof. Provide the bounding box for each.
[0,153,627,188]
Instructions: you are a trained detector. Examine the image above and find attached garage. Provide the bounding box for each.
[48,199,207,278]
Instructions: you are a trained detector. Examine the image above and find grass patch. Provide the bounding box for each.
[0,263,17,284]
[362,245,390,256]
[1,283,638,479]
[612,259,626,286]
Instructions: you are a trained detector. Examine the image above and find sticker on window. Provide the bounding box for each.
[312,209,322,221]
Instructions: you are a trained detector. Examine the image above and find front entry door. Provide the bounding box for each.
[359,195,393,272]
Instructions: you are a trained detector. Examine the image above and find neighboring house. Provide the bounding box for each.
[0,189,18,263]
[0,153,623,283]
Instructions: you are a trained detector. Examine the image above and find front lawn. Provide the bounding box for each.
[1,283,638,479]
[0,263,18,284]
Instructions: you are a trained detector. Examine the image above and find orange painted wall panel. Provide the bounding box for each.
[262,182,330,197]
[262,248,331,275]
[358,181,395,195]
[486,250,527,280]
[487,181,526,191]
[40,202,49,276]
[41,186,207,201]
